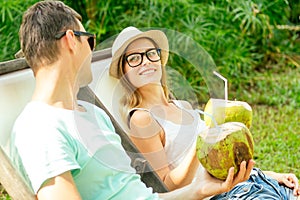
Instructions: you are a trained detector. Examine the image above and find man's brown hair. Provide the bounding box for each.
[19,1,82,72]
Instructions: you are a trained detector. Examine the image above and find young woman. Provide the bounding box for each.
[109,26,300,199]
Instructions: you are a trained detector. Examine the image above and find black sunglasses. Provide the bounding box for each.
[55,30,96,51]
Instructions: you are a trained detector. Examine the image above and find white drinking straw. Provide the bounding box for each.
[213,71,228,101]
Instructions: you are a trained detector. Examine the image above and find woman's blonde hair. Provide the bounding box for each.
[118,37,171,125]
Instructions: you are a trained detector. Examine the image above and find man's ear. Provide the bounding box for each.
[64,30,77,52]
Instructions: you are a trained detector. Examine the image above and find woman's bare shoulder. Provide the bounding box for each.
[129,109,162,138]
[130,109,156,128]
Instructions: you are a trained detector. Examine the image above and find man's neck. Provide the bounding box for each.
[32,62,80,111]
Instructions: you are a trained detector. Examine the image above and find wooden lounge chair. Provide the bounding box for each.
[0,61,36,199]
[0,48,168,199]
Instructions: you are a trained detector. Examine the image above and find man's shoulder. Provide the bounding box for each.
[13,101,73,135]
[14,101,46,124]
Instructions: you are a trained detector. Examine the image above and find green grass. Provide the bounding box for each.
[0,185,9,200]
[252,105,300,177]
[236,66,300,108]
[243,67,300,177]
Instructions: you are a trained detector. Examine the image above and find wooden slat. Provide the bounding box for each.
[0,58,28,75]
[0,147,36,200]
[0,48,112,75]
[92,48,112,62]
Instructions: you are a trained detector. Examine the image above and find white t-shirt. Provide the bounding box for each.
[10,101,159,200]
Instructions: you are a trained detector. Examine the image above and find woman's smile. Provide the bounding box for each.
[138,66,157,76]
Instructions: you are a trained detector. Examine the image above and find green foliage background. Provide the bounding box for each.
[1,0,299,107]
[0,0,299,198]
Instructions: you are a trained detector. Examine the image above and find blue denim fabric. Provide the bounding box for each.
[210,168,298,200]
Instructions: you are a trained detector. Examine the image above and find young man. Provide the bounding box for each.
[10,1,254,199]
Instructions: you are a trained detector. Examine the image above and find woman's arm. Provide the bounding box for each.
[263,171,300,196]
[164,146,200,188]
[129,110,199,190]
[159,160,255,200]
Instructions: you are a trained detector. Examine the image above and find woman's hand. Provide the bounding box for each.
[193,159,255,198]
[264,171,300,196]
[158,160,255,200]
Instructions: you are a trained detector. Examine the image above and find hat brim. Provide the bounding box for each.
[109,30,169,79]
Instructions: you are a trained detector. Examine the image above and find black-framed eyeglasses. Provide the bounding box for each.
[124,48,161,68]
[55,30,96,51]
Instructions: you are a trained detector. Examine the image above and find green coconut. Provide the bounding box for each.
[204,98,253,129]
[196,122,254,180]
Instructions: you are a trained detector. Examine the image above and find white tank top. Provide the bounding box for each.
[129,100,207,168]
